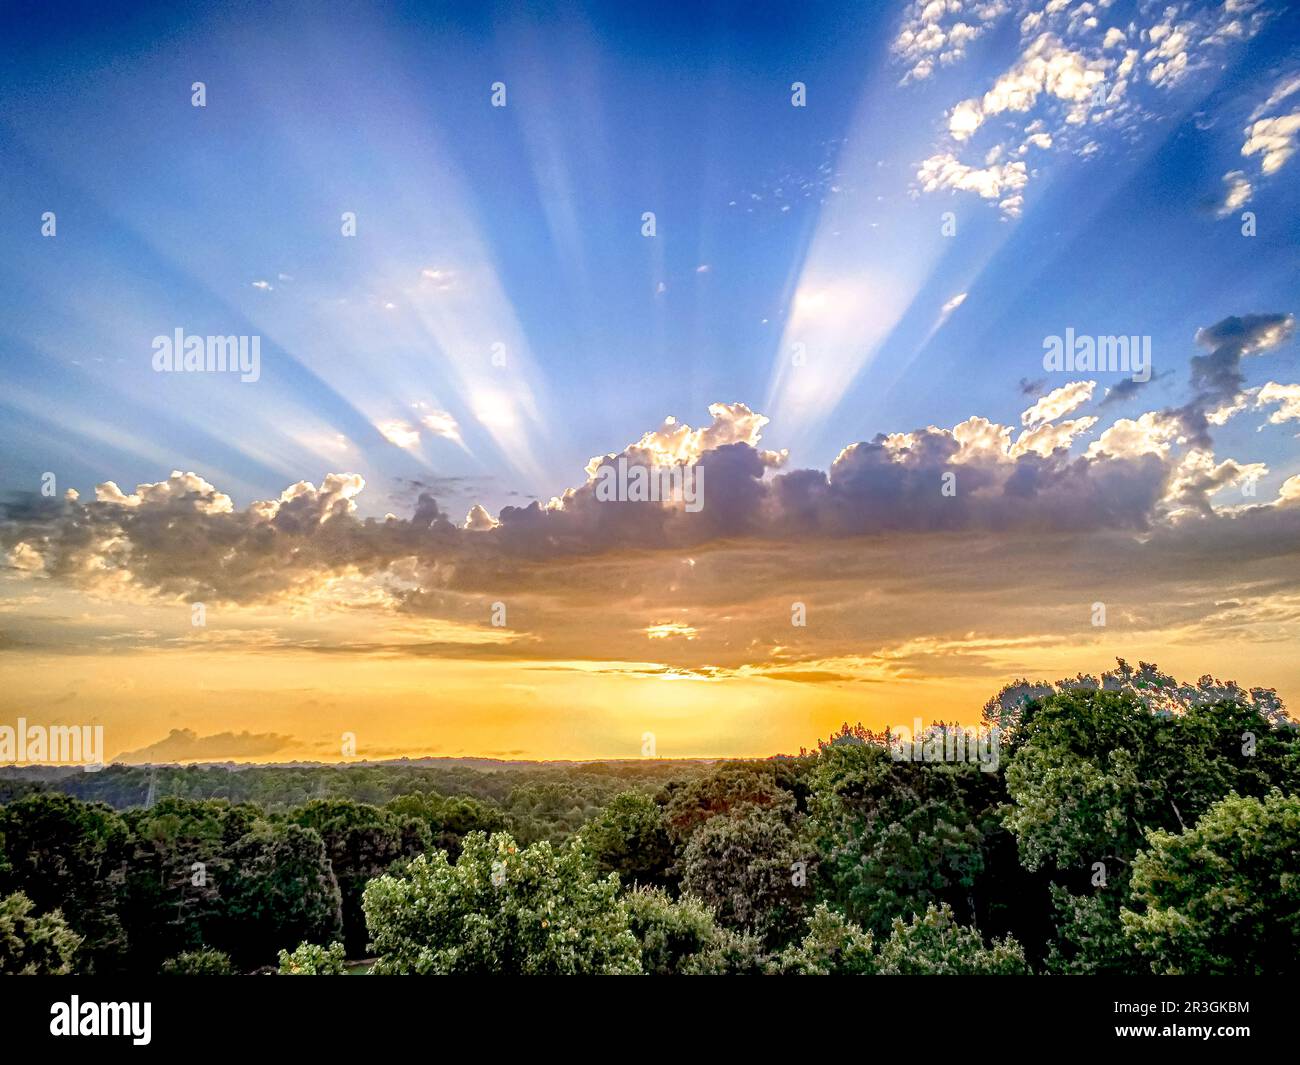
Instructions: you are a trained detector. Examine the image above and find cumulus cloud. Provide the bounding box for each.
[1191,313,1296,406]
[1256,382,1300,428]
[114,728,296,763]
[892,0,1010,82]
[1021,379,1095,426]
[916,152,1029,214]
[2,314,1295,616]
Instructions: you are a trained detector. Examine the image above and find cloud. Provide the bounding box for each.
[114,728,295,763]
[916,152,1029,214]
[1249,71,1300,120]
[1100,370,1170,407]
[1256,382,1300,428]
[1242,109,1300,175]
[1021,379,1095,427]
[892,0,1010,82]
[2,314,1295,622]
[1214,170,1253,216]
[1191,313,1296,406]
[464,503,499,531]
[420,410,464,446]
[376,419,421,449]
[908,3,1272,216]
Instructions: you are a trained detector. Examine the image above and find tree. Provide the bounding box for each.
[384,792,507,859]
[1122,790,1300,974]
[0,793,130,973]
[0,892,81,975]
[1002,688,1299,973]
[776,903,877,975]
[278,940,347,975]
[579,792,675,889]
[679,800,807,946]
[287,799,429,955]
[363,831,640,974]
[805,741,1019,938]
[622,887,718,974]
[217,822,343,969]
[875,902,1029,975]
[160,948,234,975]
[120,798,259,973]
[661,762,794,844]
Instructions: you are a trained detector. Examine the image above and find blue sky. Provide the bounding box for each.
[2,0,1298,518]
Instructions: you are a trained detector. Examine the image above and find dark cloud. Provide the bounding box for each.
[1191,313,1294,406]
[1100,369,1172,406]
[2,314,1296,615]
[114,728,295,763]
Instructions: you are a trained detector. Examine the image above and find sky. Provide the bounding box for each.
[1,0,1299,763]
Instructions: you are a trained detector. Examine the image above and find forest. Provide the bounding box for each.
[1,661,1297,976]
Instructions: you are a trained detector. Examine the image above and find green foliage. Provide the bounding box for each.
[805,741,1020,938]
[1002,688,1299,973]
[278,940,347,975]
[160,948,234,975]
[363,831,641,974]
[1044,885,1134,975]
[0,792,130,973]
[0,891,81,975]
[286,799,429,955]
[623,886,718,974]
[7,759,709,827]
[875,902,1029,975]
[119,798,259,972]
[1004,690,1297,873]
[1122,790,1300,974]
[776,903,877,975]
[579,792,675,889]
[679,799,807,946]
[0,674,1294,977]
[661,761,795,844]
[677,926,770,975]
[217,822,343,968]
[383,792,507,859]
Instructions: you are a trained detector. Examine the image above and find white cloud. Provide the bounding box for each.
[1086,411,1181,459]
[1215,170,1253,216]
[916,152,1028,212]
[907,3,1272,216]
[1021,379,1096,427]
[420,410,464,446]
[1249,72,1300,120]
[376,420,421,449]
[464,503,499,531]
[1256,382,1300,428]
[1242,109,1300,175]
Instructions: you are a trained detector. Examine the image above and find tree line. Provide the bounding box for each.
[2,665,1297,975]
